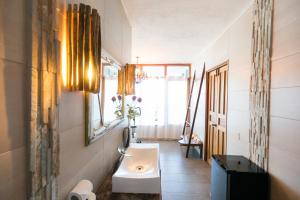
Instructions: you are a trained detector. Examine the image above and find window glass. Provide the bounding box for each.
[142,66,165,78]
[135,65,190,139]
[103,65,118,125]
[167,80,187,124]
[167,66,189,78]
[136,79,165,126]
[104,64,118,78]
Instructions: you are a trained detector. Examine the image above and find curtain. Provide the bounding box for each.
[135,67,188,139]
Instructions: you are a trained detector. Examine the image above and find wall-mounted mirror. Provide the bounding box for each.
[85,53,124,145]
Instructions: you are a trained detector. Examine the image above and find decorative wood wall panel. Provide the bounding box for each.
[249,0,273,170]
[28,0,60,199]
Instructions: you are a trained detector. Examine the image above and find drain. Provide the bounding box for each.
[136,165,144,171]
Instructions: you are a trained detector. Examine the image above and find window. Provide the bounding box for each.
[103,66,118,124]
[135,64,190,139]
[167,66,189,78]
[167,79,187,124]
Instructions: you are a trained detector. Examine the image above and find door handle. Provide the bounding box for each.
[212,123,217,127]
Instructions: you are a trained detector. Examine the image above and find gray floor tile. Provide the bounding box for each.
[152,141,211,200]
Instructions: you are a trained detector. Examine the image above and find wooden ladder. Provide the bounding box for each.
[181,70,196,138]
[178,64,206,158]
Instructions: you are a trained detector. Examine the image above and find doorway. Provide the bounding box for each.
[205,61,228,165]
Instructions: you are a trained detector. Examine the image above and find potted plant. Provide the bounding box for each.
[127,95,142,128]
[111,95,123,119]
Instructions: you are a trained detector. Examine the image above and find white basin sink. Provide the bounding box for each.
[112,143,161,194]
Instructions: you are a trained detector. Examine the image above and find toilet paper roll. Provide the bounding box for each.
[88,192,96,200]
[68,180,93,200]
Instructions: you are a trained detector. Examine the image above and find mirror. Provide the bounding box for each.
[85,55,124,145]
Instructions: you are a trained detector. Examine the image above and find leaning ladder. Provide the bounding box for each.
[181,70,196,138]
[179,64,206,158]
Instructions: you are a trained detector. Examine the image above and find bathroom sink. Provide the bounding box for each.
[112,143,161,194]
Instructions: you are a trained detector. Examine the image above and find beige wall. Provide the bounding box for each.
[58,0,132,199]
[0,0,131,199]
[0,0,27,199]
[191,5,252,157]
[269,0,300,199]
[192,0,300,199]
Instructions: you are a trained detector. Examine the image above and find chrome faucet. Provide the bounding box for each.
[118,146,132,157]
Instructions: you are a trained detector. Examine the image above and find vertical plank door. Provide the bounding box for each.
[206,63,228,165]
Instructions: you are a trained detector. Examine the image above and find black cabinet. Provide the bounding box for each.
[211,155,268,200]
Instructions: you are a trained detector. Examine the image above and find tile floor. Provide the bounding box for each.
[154,140,211,200]
[97,140,211,200]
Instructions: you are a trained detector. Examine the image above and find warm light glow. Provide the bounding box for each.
[63,3,101,93]
[137,66,142,74]
[61,15,67,87]
[88,62,93,87]
[76,62,79,86]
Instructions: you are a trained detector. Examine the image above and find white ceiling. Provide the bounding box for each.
[121,0,252,63]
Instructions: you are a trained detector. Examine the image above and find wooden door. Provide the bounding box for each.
[206,63,228,165]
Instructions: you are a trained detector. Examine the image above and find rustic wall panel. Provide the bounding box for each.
[28,0,60,199]
[249,0,273,170]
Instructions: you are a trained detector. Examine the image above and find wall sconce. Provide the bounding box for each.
[125,64,136,95]
[63,3,101,93]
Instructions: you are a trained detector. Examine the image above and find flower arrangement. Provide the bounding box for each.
[127,96,142,127]
[111,95,123,119]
